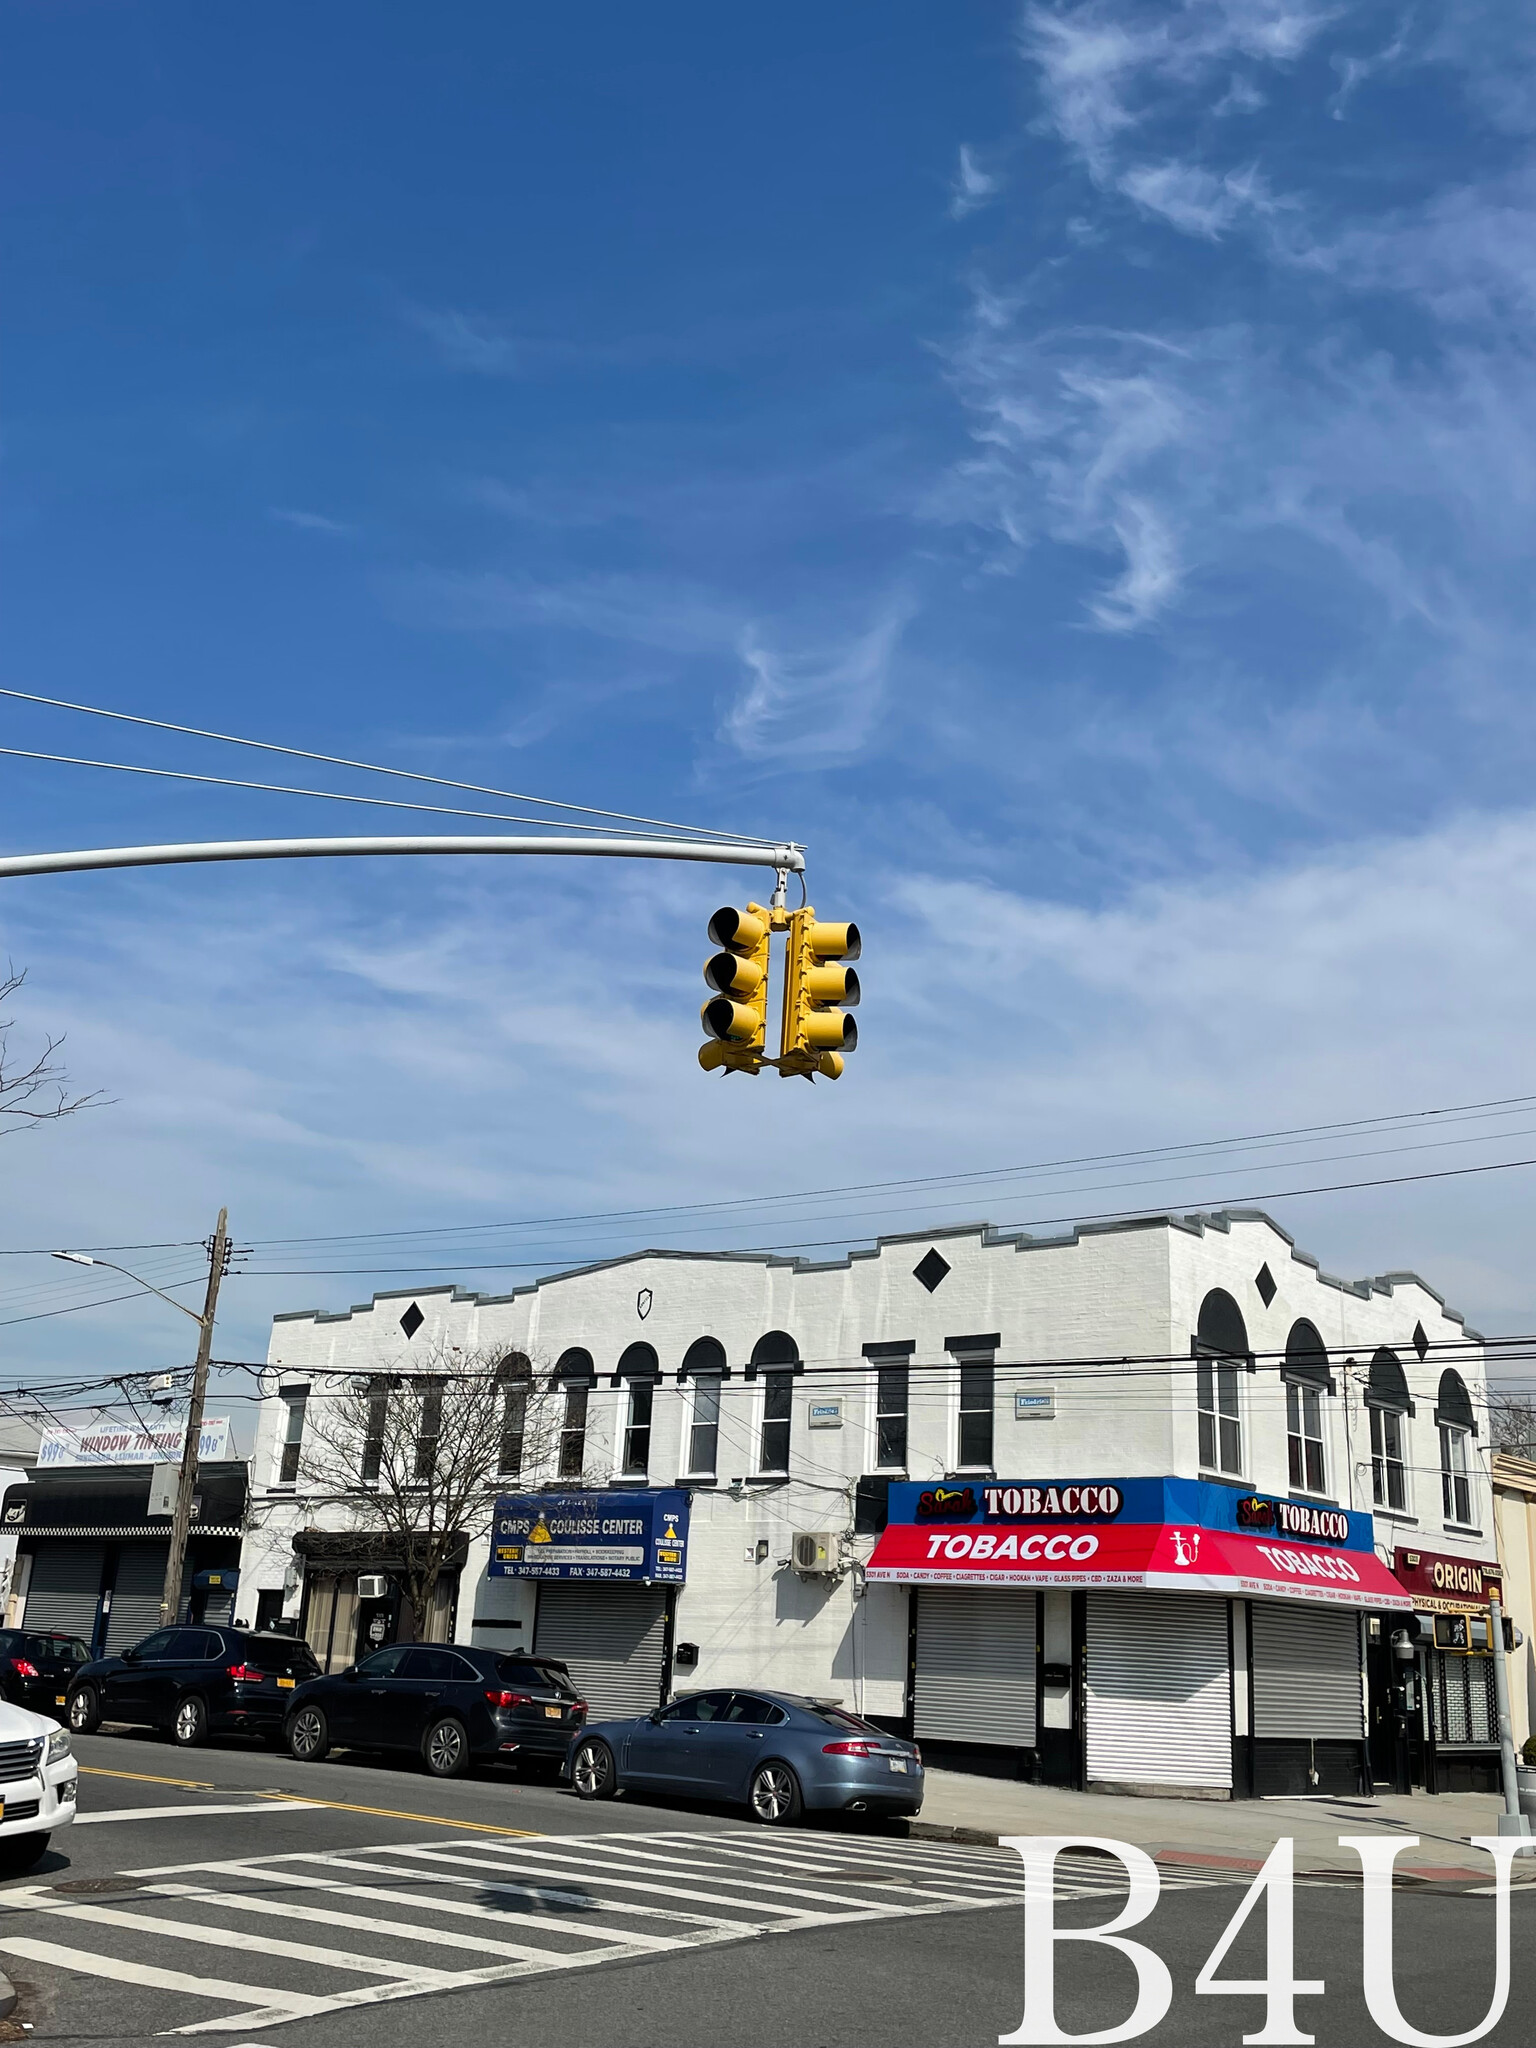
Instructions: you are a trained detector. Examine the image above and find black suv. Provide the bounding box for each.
[285,1644,587,1778]
[0,1629,92,1717]
[67,1626,320,1746]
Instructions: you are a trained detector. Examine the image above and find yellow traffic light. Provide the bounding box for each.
[779,908,860,1079]
[699,903,771,1073]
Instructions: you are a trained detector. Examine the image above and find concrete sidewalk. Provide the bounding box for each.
[913,1768,1536,1882]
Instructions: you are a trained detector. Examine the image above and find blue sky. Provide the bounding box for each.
[5,1,1536,1400]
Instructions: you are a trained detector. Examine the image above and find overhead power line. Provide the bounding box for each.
[0,685,771,845]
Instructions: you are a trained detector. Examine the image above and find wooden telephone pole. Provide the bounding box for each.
[158,1208,230,1627]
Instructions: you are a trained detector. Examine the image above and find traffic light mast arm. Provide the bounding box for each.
[0,834,806,881]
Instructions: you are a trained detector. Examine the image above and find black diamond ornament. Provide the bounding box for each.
[913,1249,951,1293]
[399,1302,425,1339]
[1412,1321,1429,1361]
[1255,1263,1277,1308]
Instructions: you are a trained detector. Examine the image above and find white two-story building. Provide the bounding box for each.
[238,1207,1499,1799]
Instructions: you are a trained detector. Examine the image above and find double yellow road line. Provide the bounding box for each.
[77,1764,541,1836]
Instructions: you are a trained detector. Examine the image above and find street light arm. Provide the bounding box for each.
[51,1252,205,1323]
[0,834,806,882]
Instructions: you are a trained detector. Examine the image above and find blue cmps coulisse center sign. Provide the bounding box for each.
[489,1489,691,1584]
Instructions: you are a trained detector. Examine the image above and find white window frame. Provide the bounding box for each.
[1369,1403,1411,1513]
[756,1371,793,1475]
[1285,1379,1328,1496]
[1196,1352,1244,1478]
[1440,1423,1474,1527]
[952,1354,995,1472]
[683,1375,723,1478]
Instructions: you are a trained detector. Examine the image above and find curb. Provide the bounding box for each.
[0,1967,16,2020]
[909,1822,1003,1847]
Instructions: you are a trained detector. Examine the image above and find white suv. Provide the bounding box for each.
[0,1699,78,1875]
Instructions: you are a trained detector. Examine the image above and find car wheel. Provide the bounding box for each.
[172,1695,208,1748]
[571,1738,617,1800]
[287,1704,330,1762]
[0,1832,50,1876]
[67,1685,100,1735]
[748,1760,803,1826]
[422,1715,470,1779]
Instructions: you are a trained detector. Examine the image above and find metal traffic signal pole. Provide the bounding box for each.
[159,1208,231,1627]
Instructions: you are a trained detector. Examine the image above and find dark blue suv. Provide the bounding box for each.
[67,1626,320,1746]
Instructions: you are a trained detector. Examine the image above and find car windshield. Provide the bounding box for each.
[495,1658,577,1696]
[240,1636,320,1674]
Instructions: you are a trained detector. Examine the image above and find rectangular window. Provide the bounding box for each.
[957,1361,994,1469]
[497,1377,529,1478]
[688,1376,722,1475]
[876,1365,909,1470]
[1286,1382,1326,1494]
[1370,1405,1408,1511]
[414,1378,445,1482]
[1440,1424,1472,1525]
[558,1384,589,1479]
[278,1392,306,1484]
[1197,1357,1242,1475]
[361,1376,391,1485]
[759,1372,792,1473]
[623,1379,654,1477]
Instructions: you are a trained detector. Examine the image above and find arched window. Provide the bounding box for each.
[1367,1348,1412,1512]
[679,1336,729,1380]
[552,1348,595,1479]
[1437,1367,1476,1526]
[495,1353,533,1478]
[680,1339,727,1475]
[750,1332,799,1473]
[1195,1289,1247,1477]
[615,1343,660,1477]
[1281,1320,1331,1496]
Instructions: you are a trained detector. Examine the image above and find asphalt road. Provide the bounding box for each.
[1,1728,1532,2046]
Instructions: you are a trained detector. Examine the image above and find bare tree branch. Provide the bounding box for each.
[1489,1389,1536,1463]
[0,965,106,1134]
[297,1343,576,1639]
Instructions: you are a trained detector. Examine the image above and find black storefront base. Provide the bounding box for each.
[1432,1749,1501,1794]
[1251,1738,1370,1798]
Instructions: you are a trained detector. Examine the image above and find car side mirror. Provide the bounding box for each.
[342,1666,359,1682]
[647,1708,663,1724]
[121,1647,138,1663]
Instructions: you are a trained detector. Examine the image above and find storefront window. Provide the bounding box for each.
[1370,1404,1407,1510]
[876,1365,909,1469]
[1440,1425,1472,1525]
[1198,1357,1242,1475]
[1430,1647,1496,1745]
[957,1362,994,1468]
[1286,1381,1326,1493]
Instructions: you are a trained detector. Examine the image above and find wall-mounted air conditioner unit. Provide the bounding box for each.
[356,1574,390,1600]
[791,1532,839,1577]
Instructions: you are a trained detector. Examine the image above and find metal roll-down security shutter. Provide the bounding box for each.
[914,1589,1037,1747]
[22,1544,105,1642]
[105,1544,171,1653]
[533,1583,669,1717]
[1250,1601,1362,1739]
[1085,1592,1231,1790]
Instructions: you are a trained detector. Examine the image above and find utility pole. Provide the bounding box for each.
[159,1208,231,1627]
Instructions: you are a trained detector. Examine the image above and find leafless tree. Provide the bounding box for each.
[297,1343,574,1640]
[0,967,103,1135]
[1489,1389,1536,1463]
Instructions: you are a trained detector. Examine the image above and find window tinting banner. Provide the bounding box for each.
[490,1490,690,1584]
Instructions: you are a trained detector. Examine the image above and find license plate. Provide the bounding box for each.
[888,1759,908,1773]
[544,1706,562,1719]
[55,1695,66,1706]
[277,1678,296,1690]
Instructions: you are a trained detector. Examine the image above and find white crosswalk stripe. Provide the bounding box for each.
[0,1826,1245,2033]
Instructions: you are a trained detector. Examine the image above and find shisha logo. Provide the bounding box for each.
[916,1484,978,1523]
[1169,1529,1201,1567]
[1235,1494,1276,1532]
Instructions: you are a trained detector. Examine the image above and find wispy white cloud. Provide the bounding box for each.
[405,305,520,374]
[950,144,1000,218]
[723,600,913,761]
[269,507,354,536]
[1120,158,1275,237]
